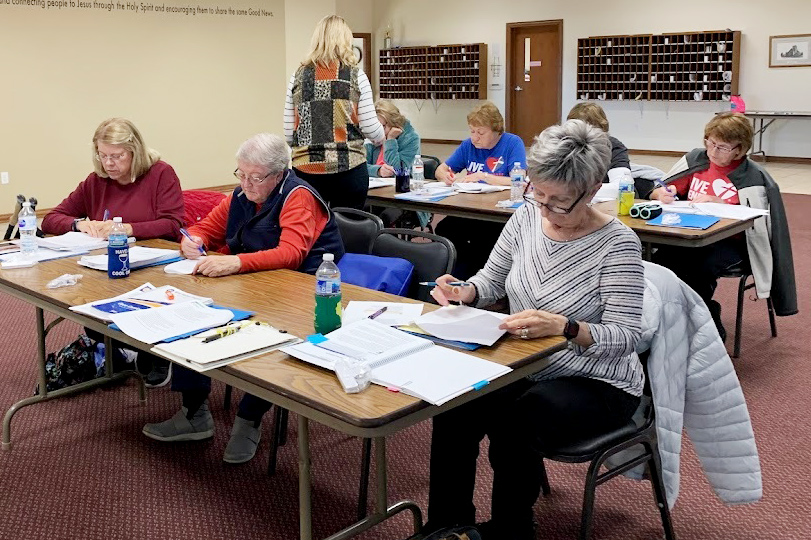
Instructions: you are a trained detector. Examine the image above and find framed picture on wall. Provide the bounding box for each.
[769,34,811,68]
[353,33,372,85]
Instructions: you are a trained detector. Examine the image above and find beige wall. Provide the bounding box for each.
[285,0,335,79]
[0,0,285,209]
[371,0,811,158]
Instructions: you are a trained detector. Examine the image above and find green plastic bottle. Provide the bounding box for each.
[314,253,342,334]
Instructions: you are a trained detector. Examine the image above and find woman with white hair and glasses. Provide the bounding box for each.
[424,120,645,540]
[143,133,344,465]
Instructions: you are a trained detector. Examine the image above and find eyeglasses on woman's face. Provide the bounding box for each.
[704,138,740,155]
[522,183,586,214]
[96,152,128,163]
[233,168,273,184]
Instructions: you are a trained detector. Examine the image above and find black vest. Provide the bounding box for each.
[225,170,344,274]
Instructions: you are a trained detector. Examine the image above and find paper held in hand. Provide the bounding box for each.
[282,318,511,405]
[152,323,300,372]
[414,305,509,346]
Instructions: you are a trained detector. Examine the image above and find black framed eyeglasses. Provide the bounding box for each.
[234,168,273,184]
[522,183,587,214]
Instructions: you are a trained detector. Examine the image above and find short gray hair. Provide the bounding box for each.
[526,119,611,193]
[235,133,290,175]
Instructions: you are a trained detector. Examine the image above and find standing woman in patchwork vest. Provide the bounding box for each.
[284,15,385,210]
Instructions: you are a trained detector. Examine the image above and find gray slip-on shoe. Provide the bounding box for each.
[142,401,214,442]
[222,416,262,464]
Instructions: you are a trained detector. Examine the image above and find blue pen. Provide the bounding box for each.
[102,209,110,221]
[179,227,206,255]
[419,281,472,287]
[653,179,679,201]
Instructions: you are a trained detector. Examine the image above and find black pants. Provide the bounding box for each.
[294,164,369,210]
[172,365,271,423]
[434,217,504,280]
[427,377,640,535]
[653,238,746,304]
[83,328,167,372]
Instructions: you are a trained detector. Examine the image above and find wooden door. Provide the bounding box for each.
[506,21,563,145]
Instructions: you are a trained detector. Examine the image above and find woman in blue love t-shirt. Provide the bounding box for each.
[436,102,526,185]
[435,102,527,280]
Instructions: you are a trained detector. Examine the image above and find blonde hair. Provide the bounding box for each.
[375,99,406,129]
[567,102,609,132]
[92,118,159,182]
[467,101,504,134]
[704,112,753,155]
[302,15,357,68]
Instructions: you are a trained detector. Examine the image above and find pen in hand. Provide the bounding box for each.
[180,227,207,256]
[419,281,471,287]
[653,179,679,201]
[102,209,110,222]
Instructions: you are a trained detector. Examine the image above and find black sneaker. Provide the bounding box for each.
[144,362,172,388]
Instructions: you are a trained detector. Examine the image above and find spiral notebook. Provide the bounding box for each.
[281,318,511,405]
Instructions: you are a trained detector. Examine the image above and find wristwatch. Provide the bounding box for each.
[563,317,580,340]
[72,218,86,232]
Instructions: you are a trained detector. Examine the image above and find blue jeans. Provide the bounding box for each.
[172,365,272,422]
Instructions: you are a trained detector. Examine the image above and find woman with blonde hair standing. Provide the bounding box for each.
[284,15,384,209]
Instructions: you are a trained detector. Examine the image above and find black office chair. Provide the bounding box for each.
[720,261,777,359]
[421,155,441,180]
[332,207,384,254]
[536,352,675,540]
[372,228,457,303]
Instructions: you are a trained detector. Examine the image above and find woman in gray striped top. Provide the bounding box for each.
[426,120,645,540]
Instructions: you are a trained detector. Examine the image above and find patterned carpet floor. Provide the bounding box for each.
[1,194,810,540]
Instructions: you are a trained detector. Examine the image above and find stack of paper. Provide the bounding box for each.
[414,305,509,346]
[283,318,511,405]
[368,177,396,189]
[78,246,180,271]
[110,301,234,344]
[0,246,89,264]
[152,323,300,372]
[37,232,109,251]
[658,201,769,220]
[452,182,511,194]
[71,283,214,321]
[164,258,205,275]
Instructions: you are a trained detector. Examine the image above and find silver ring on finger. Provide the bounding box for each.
[520,327,529,339]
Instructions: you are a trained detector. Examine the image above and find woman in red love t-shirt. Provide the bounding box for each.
[648,114,759,342]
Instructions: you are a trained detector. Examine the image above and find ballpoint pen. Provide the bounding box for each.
[368,306,388,319]
[102,209,110,221]
[202,321,257,343]
[180,227,207,256]
[419,281,472,287]
[653,179,679,201]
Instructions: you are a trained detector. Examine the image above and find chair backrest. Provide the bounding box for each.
[333,207,384,255]
[338,253,415,296]
[182,190,226,228]
[421,155,441,180]
[372,228,456,303]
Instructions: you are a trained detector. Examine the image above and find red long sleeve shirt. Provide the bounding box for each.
[41,160,184,240]
[188,189,329,273]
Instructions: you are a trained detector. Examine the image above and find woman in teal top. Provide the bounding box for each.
[365,99,420,177]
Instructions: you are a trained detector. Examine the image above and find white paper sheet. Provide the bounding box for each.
[591,183,619,203]
[71,283,214,321]
[343,301,424,326]
[452,182,511,193]
[164,258,205,275]
[414,305,509,346]
[0,246,89,264]
[110,301,233,344]
[658,201,769,220]
[78,246,179,271]
[368,177,396,189]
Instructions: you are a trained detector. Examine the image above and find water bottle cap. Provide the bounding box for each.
[514,162,521,167]
[322,253,334,262]
[113,217,123,223]
[415,154,421,158]
[22,201,30,208]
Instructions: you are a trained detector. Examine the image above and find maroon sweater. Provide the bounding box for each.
[42,160,184,241]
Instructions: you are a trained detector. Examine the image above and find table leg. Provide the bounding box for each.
[299,415,313,540]
[2,308,146,450]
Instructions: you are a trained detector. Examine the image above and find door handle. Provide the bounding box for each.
[514,86,523,91]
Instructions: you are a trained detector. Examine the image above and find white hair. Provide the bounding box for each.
[235,133,290,175]
[526,119,611,193]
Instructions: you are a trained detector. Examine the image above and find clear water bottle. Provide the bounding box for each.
[314,253,342,334]
[18,201,38,260]
[107,217,130,279]
[410,154,425,192]
[617,173,635,216]
[509,161,526,203]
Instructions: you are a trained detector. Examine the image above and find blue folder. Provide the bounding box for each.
[646,213,720,230]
